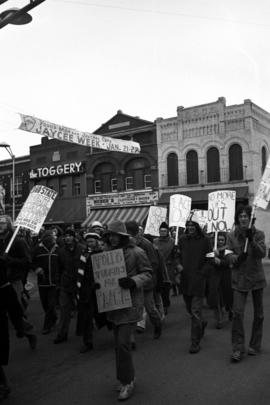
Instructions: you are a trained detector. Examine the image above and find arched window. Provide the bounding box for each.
[125,158,151,190]
[207,147,220,183]
[93,162,117,193]
[167,153,179,186]
[186,150,199,184]
[229,144,243,181]
[262,146,267,174]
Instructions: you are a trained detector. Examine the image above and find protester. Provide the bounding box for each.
[32,230,59,334]
[0,215,37,350]
[226,205,266,362]
[103,220,152,401]
[178,215,212,354]
[90,221,104,237]
[0,257,24,402]
[76,231,104,353]
[54,228,84,344]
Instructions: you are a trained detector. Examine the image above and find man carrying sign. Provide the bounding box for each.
[101,220,152,401]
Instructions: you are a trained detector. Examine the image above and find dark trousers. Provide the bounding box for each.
[38,286,58,330]
[144,289,162,327]
[183,295,204,345]
[232,288,264,352]
[57,290,74,338]
[113,323,135,385]
[76,302,94,345]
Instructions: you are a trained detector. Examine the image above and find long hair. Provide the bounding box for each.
[0,214,14,233]
[234,205,252,225]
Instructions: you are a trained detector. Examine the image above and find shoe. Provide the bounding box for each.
[153,324,162,339]
[42,328,51,335]
[189,344,200,354]
[27,334,37,350]
[248,347,259,356]
[116,379,135,393]
[231,350,242,362]
[53,335,67,344]
[79,343,93,353]
[201,321,208,338]
[118,382,134,401]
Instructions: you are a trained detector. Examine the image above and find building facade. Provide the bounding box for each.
[156,97,270,240]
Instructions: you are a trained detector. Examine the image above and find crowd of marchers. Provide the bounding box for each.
[0,204,267,402]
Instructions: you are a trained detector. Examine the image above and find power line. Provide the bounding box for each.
[54,0,270,29]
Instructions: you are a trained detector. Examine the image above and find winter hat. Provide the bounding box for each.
[106,220,130,237]
[91,221,103,228]
[65,228,76,237]
[159,221,169,230]
[84,231,101,240]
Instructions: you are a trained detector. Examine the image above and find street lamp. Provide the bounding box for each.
[0,142,15,222]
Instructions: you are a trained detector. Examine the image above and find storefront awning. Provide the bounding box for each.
[82,206,150,228]
[158,186,249,205]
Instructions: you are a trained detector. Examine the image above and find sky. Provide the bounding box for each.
[0,0,270,159]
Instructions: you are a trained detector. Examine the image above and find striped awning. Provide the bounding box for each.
[82,206,150,228]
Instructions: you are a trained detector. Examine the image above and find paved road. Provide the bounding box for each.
[4,263,270,405]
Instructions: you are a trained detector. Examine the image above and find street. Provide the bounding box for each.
[4,262,270,405]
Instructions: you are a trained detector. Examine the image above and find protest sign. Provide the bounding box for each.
[253,156,270,209]
[15,185,57,234]
[144,206,167,236]
[190,209,208,230]
[169,194,192,228]
[91,249,132,313]
[207,190,236,233]
[19,113,140,154]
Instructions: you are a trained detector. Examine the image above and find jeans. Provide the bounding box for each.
[38,286,58,330]
[113,323,135,385]
[183,295,204,345]
[232,288,264,352]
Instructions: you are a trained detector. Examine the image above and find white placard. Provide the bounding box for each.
[91,249,132,313]
[144,206,167,236]
[207,190,236,233]
[169,194,192,228]
[15,185,57,233]
[254,156,270,209]
[191,209,209,230]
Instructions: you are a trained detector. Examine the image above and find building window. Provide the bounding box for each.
[59,184,67,197]
[11,176,22,197]
[94,180,101,193]
[229,144,243,181]
[144,174,152,189]
[207,147,220,183]
[186,150,199,184]
[72,176,81,196]
[111,178,118,192]
[262,146,267,174]
[125,177,134,191]
[125,158,150,190]
[167,153,179,186]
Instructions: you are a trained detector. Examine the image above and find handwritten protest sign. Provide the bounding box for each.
[15,185,57,234]
[91,249,132,313]
[19,114,140,154]
[144,206,167,236]
[253,156,270,209]
[207,190,236,233]
[169,194,192,228]
[191,209,208,230]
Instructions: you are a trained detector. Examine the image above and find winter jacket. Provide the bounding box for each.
[178,233,212,297]
[226,226,266,292]
[32,242,59,287]
[76,247,102,304]
[105,241,152,326]
[135,234,158,290]
[57,241,84,293]
[153,236,181,283]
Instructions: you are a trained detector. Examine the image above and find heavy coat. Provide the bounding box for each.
[57,241,84,293]
[32,242,59,287]
[226,226,266,292]
[105,241,152,326]
[153,236,180,283]
[178,233,212,297]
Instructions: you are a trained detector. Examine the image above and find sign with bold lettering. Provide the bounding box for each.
[29,161,84,179]
[254,156,270,209]
[169,194,192,228]
[91,249,132,313]
[19,114,140,154]
[15,185,57,233]
[207,190,236,233]
[144,206,167,236]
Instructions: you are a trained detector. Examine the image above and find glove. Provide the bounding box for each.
[93,282,101,290]
[235,252,248,267]
[245,228,253,242]
[118,277,136,290]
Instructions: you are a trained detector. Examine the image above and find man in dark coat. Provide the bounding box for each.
[54,228,84,343]
[178,216,212,354]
